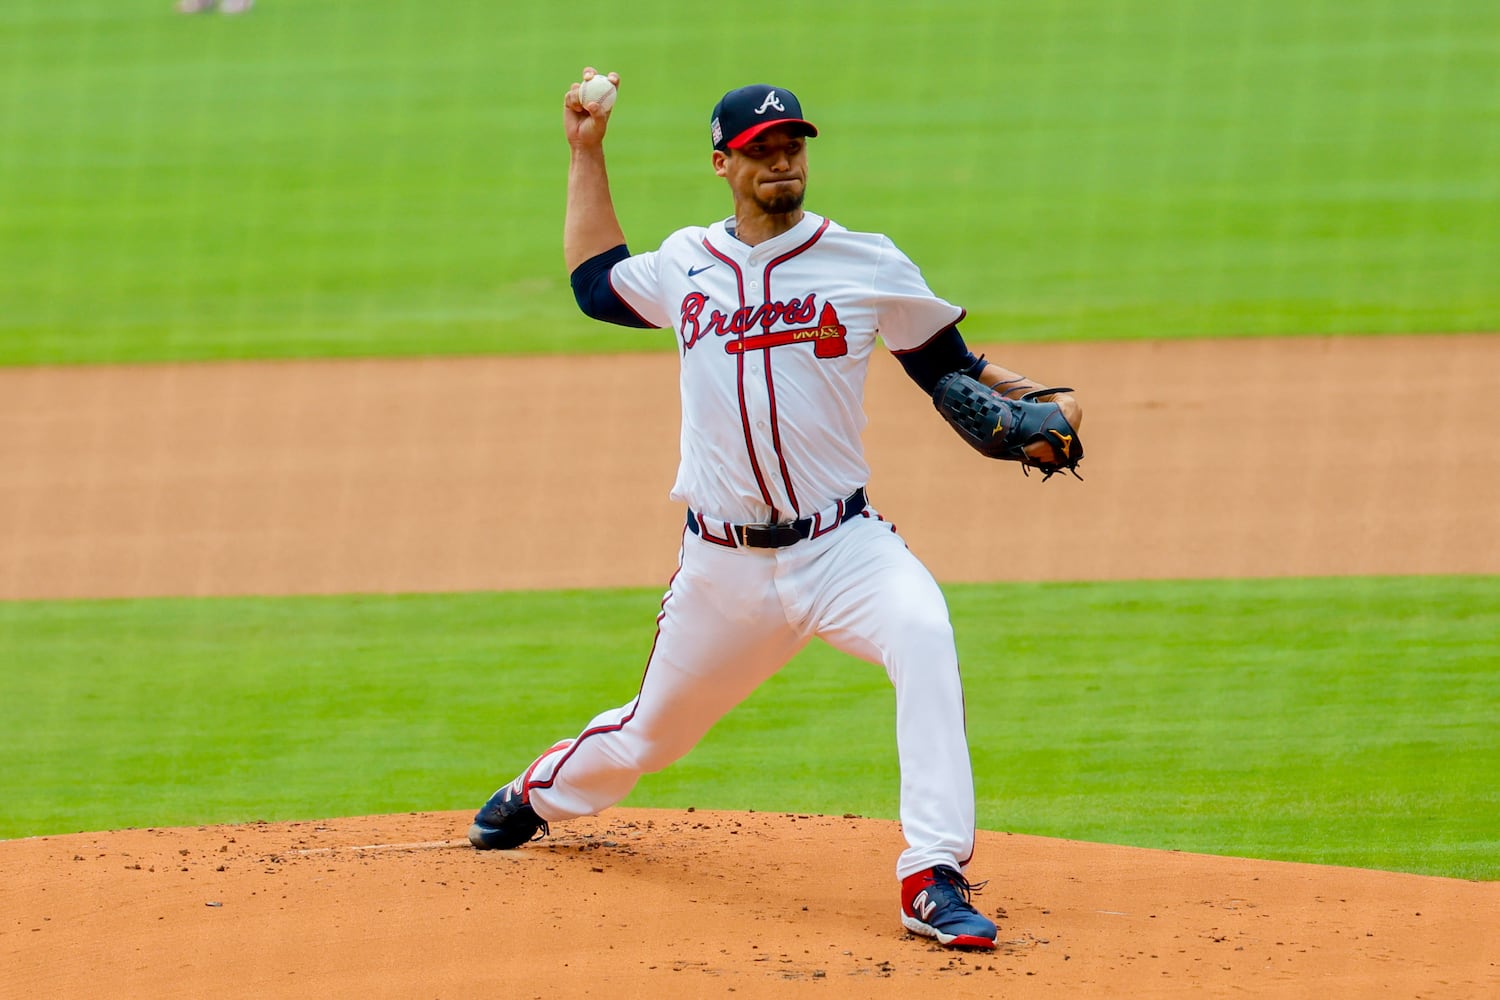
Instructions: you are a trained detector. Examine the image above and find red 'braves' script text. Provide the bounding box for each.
[679,292,819,351]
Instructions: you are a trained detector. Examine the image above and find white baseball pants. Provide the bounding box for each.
[519,510,978,879]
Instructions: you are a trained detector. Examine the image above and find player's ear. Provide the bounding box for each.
[712,150,729,177]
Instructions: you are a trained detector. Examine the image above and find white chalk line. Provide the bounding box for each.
[287,839,479,856]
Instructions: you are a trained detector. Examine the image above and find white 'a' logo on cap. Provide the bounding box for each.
[755,91,786,115]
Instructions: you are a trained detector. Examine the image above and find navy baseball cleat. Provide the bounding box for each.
[467,778,549,850]
[900,865,998,949]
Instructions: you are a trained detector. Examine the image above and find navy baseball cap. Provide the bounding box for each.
[710,84,819,152]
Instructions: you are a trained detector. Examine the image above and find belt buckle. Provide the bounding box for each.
[737,522,799,549]
[738,523,772,548]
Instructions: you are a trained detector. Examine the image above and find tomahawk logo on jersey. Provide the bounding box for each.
[722,301,848,359]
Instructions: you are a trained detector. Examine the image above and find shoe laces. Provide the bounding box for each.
[930,865,988,903]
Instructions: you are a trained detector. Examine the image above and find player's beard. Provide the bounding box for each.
[755,182,804,216]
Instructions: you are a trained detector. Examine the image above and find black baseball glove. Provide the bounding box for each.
[932,372,1084,480]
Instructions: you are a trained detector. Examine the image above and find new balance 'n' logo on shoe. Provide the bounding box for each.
[467,778,549,850]
[900,865,998,949]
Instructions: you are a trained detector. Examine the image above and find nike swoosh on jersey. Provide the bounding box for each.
[687,264,716,277]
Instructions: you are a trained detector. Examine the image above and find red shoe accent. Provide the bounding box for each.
[901,868,938,912]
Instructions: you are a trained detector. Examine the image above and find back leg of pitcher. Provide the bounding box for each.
[498,538,807,829]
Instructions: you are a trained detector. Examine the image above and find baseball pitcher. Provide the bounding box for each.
[467,69,1085,951]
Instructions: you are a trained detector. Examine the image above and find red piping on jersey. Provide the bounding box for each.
[695,512,737,548]
[761,355,797,514]
[762,217,830,277]
[808,496,843,539]
[701,237,778,517]
[886,308,970,354]
[757,216,831,516]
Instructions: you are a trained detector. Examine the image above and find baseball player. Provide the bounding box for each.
[468,69,1084,951]
[175,0,254,13]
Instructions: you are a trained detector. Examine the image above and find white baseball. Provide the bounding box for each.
[579,74,617,113]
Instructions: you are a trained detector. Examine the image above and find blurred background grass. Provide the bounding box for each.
[2,0,1497,363]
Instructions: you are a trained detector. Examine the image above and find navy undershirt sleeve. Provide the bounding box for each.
[893,325,987,394]
[570,244,653,328]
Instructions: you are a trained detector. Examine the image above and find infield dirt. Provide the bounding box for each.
[2,334,1497,997]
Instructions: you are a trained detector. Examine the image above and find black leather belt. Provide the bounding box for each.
[688,487,868,549]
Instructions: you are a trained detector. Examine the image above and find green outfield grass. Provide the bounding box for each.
[2,577,1495,880]
[2,0,1497,364]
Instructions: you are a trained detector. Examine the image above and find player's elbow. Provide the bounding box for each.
[892,325,982,394]
[569,245,653,328]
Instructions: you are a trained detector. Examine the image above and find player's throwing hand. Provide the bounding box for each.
[564,68,619,148]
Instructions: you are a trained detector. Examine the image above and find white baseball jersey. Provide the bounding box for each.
[607,212,964,524]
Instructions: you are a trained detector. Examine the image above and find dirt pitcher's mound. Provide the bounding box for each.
[4,809,1494,999]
